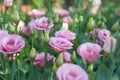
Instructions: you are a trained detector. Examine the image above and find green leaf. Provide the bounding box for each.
[96,64,112,80]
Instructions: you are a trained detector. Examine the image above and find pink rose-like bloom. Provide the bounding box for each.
[62,52,71,63]
[28,17,54,30]
[0,30,9,38]
[49,37,73,52]
[56,63,89,80]
[55,30,76,41]
[33,52,55,67]
[62,16,73,24]
[0,34,25,54]
[28,9,45,18]
[4,0,13,7]
[23,27,30,36]
[77,42,102,62]
[55,9,69,17]
[98,29,111,42]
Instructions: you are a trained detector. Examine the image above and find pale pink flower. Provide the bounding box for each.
[55,9,69,17]
[62,52,71,63]
[28,17,54,30]
[3,0,13,7]
[0,30,9,38]
[77,42,102,62]
[55,30,76,41]
[56,63,89,80]
[103,36,117,53]
[98,29,111,42]
[62,16,73,24]
[0,34,25,54]
[33,52,55,67]
[17,20,25,32]
[28,9,45,18]
[49,37,73,52]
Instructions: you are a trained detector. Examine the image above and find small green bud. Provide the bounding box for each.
[44,30,50,42]
[52,63,57,73]
[79,16,83,22]
[30,48,36,59]
[8,23,15,32]
[71,51,76,63]
[101,22,106,28]
[56,54,63,67]
[111,21,119,32]
[87,17,95,30]
[11,11,20,23]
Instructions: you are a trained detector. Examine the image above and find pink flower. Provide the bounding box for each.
[23,27,30,36]
[0,34,25,54]
[62,52,71,63]
[28,17,54,30]
[49,37,73,52]
[17,20,25,32]
[90,28,100,37]
[0,30,9,38]
[55,9,69,17]
[33,52,55,67]
[56,63,89,80]
[77,42,102,62]
[28,9,45,18]
[103,36,117,54]
[55,30,76,41]
[98,29,111,42]
[62,16,73,24]
[4,0,13,7]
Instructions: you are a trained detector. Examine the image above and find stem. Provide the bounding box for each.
[16,54,19,80]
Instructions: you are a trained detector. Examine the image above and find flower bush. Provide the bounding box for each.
[0,0,120,80]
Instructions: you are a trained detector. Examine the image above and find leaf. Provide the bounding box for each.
[96,64,112,80]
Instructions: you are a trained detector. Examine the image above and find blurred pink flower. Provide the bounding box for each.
[55,9,69,17]
[49,37,73,52]
[56,63,89,80]
[77,42,102,62]
[0,30,9,38]
[0,34,25,54]
[23,27,30,36]
[90,28,100,37]
[62,16,73,24]
[28,17,54,30]
[62,52,71,63]
[55,30,76,41]
[33,52,55,67]
[28,9,45,18]
[3,0,13,7]
[98,29,111,42]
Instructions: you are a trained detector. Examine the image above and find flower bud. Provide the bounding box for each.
[61,23,68,30]
[79,16,83,22]
[111,21,119,32]
[52,63,57,73]
[30,48,36,59]
[71,51,76,63]
[101,22,106,28]
[44,30,50,42]
[87,17,95,30]
[56,53,63,67]
[103,36,117,54]
[3,0,13,7]
[11,11,20,24]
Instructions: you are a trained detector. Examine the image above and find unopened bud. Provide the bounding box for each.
[61,23,68,30]
[44,30,50,42]
[71,51,76,63]
[56,54,63,67]
[11,11,20,23]
[87,17,95,30]
[52,63,57,73]
[111,21,119,32]
[101,22,106,28]
[30,48,36,59]
[79,16,83,22]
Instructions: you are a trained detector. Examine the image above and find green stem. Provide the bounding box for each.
[16,54,19,80]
